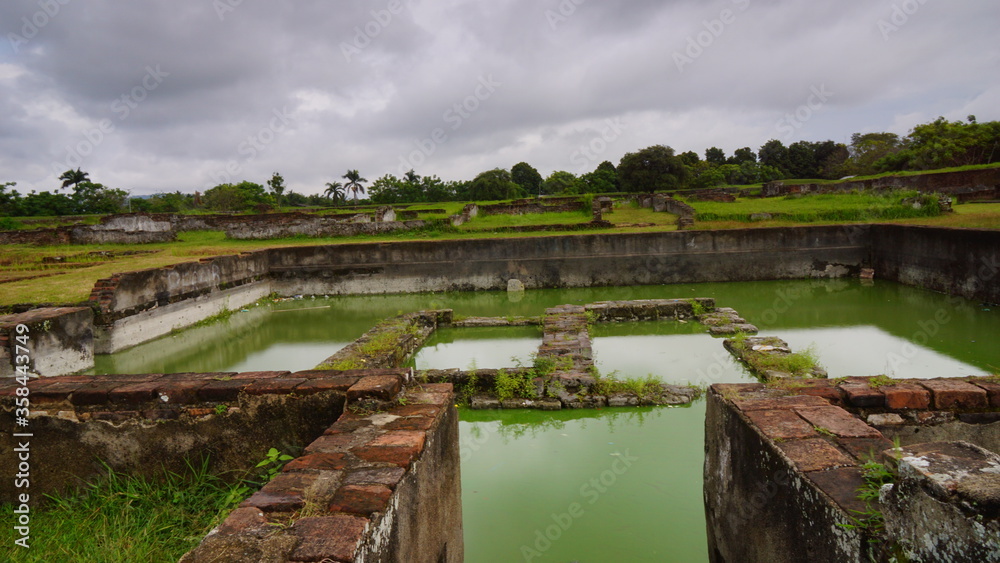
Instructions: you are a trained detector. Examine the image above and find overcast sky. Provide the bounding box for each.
[1,0,998,196]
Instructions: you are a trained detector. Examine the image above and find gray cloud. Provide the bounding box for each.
[1,0,997,195]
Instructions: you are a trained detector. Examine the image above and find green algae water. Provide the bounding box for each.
[89,280,999,562]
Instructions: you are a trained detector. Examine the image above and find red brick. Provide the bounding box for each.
[283,453,350,472]
[155,380,206,404]
[304,434,359,454]
[215,507,269,535]
[70,381,121,406]
[351,443,422,468]
[230,371,290,380]
[109,381,161,404]
[838,436,895,461]
[733,395,830,412]
[328,484,393,516]
[197,379,251,401]
[881,382,932,410]
[805,467,868,515]
[185,407,214,417]
[158,372,236,381]
[406,392,450,406]
[368,430,426,450]
[388,404,440,418]
[142,409,180,421]
[919,379,989,409]
[419,383,454,394]
[324,418,373,435]
[970,379,1000,408]
[290,515,368,562]
[240,472,315,512]
[342,467,406,490]
[295,377,359,395]
[31,381,85,403]
[711,383,765,398]
[776,438,856,472]
[794,406,882,439]
[347,375,402,402]
[384,417,436,431]
[243,378,307,395]
[787,379,846,405]
[744,410,817,440]
[838,382,885,408]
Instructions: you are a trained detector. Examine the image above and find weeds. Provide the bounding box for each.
[868,375,894,389]
[493,368,537,402]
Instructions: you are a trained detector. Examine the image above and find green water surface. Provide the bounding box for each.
[90,280,998,562]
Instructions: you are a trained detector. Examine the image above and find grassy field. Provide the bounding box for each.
[685,191,941,223]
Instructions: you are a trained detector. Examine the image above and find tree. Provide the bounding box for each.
[542,171,581,195]
[342,169,368,201]
[267,172,286,208]
[468,169,523,201]
[678,151,701,166]
[324,181,346,205]
[847,132,902,174]
[729,147,757,165]
[203,181,269,212]
[511,162,543,197]
[758,139,789,175]
[705,147,727,166]
[617,145,690,193]
[58,168,90,192]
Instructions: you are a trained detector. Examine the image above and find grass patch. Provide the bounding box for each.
[686,191,944,223]
[591,371,663,401]
[493,368,537,401]
[0,460,248,562]
[460,211,590,230]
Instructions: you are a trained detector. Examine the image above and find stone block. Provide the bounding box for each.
[881,382,932,410]
[283,453,350,472]
[243,378,307,395]
[109,380,163,404]
[804,467,869,515]
[920,379,989,409]
[241,472,316,512]
[794,406,882,438]
[290,515,369,562]
[342,466,407,490]
[328,484,393,517]
[156,380,207,404]
[734,395,830,412]
[744,409,818,440]
[347,375,402,403]
[304,434,358,454]
[197,379,251,402]
[776,438,856,472]
[838,382,884,408]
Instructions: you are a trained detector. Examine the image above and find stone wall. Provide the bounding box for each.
[269,226,870,296]
[0,307,94,377]
[705,377,1000,562]
[225,215,426,240]
[871,224,1000,305]
[764,167,1000,200]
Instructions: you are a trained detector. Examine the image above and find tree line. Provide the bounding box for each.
[2,115,997,217]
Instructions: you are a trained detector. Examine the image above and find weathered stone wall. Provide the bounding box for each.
[269,226,869,296]
[0,307,94,377]
[871,224,1000,305]
[765,167,1000,200]
[225,216,426,240]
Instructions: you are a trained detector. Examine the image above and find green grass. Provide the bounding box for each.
[686,191,943,223]
[0,460,247,562]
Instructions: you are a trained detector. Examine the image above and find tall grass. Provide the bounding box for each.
[688,191,943,223]
[0,459,247,562]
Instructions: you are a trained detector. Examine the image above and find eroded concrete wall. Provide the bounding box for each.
[871,224,1000,304]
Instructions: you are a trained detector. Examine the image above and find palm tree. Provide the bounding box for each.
[324,181,346,206]
[58,168,90,192]
[342,169,367,202]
